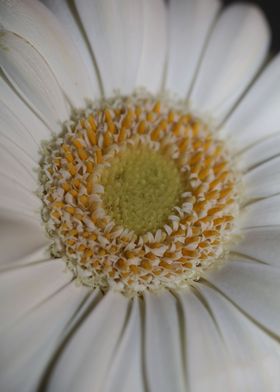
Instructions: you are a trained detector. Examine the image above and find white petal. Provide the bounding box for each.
[165,0,221,97]
[196,284,280,391]
[232,227,280,268]
[241,194,280,229]
[144,291,186,392]
[0,215,47,266]
[0,282,89,392]
[0,259,72,332]
[0,0,98,106]
[177,289,233,392]
[0,99,39,161]
[40,0,101,99]
[46,292,129,392]
[244,156,280,199]
[190,3,270,122]
[75,0,143,96]
[206,259,280,336]
[0,31,69,132]
[222,54,280,148]
[103,298,144,392]
[136,0,167,94]
[0,77,50,141]
[237,134,280,171]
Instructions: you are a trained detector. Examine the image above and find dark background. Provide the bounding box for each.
[222,0,280,53]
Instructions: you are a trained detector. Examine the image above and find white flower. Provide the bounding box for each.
[1,0,280,391]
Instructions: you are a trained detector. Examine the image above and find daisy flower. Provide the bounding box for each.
[1,0,280,391]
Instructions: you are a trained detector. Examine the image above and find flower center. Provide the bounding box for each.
[39,93,240,296]
[101,146,184,235]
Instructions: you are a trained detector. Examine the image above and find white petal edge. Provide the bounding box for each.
[196,284,280,392]
[244,156,280,199]
[0,31,69,132]
[0,78,50,143]
[177,289,234,392]
[75,0,144,97]
[231,227,280,268]
[136,0,167,94]
[206,259,280,337]
[190,3,270,122]
[0,0,99,106]
[0,259,72,333]
[165,0,221,97]
[144,291,186,392]
[45,291,129,392]
[0,282,90,392]
[0,215,47,266]
[241,194,280,229]
[222,53,280,148]
[40,0,101,99]
[102,298,144,392]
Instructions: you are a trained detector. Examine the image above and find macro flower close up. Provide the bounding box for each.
[1,0,280,391]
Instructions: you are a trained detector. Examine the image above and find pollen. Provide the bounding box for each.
[39,92,240,296]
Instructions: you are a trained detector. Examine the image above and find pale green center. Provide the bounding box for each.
[101,146,184,235]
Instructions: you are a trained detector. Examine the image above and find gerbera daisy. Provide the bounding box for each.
[1,0,280,391]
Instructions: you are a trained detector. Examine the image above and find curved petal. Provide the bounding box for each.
[241,194,280,229]
[196,284,280,391]
[0,0,98,106]
[40,0,101,99]
[136,0,167,94]
[237,134,280,171]
[222,54,280,148]
[0,282,89,392]
[190,3,270,122]
[206,259,280,337]
[102,298,144,392]
[0,259,72,333]
[0,31,69,132]
[165,0,221,97]
[0,78,50,141]
[232,227,280,268]
[144,291,186,392]
[177,289,233,392]
[244,156,280,199]
[45,291,129,392]
[0,215,46,267]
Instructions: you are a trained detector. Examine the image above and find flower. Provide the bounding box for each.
[1,0,280,391]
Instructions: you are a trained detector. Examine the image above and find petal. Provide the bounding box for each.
[0,77,50,141]
[75,0,166,96]
[165,0,221,97]
[144,291,186,392]
[0,0,98,106]
[0,31,69,132]
[241,194,280,229]
[0,259,72,332]
[0,282,89,392]
[75,0,143,97]
[177,289,232,392]
[244,156,280,199]
[190,3,270,122]
[206,259,280,337]
[196,284,280,391]
[237,134,280,171]
[0,215,47,267]
[136,0,167,94]
[232,227,280,268]
[102,298,144,392]
[222,54,280,148]
[40,0,101,99]
[45,292,129,392]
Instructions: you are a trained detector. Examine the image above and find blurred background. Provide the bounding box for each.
[222,0,280,53]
